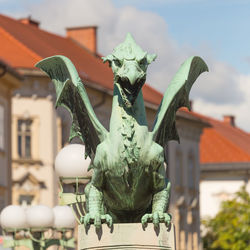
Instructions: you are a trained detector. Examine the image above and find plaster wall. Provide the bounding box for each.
[168,118,204,250]
[200,178,250,218]
[12,93,60,206]
[0,81,12,211]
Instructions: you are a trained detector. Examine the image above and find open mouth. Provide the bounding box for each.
[117,76,146,107]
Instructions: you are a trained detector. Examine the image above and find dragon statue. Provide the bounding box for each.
[36,33,208,229]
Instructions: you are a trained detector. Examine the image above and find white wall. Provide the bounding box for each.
[200,179,248,218]
[12,95,60,207]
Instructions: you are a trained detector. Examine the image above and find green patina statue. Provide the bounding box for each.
[36,33,208,229]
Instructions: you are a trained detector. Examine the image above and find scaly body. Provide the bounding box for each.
[89,85,167,223]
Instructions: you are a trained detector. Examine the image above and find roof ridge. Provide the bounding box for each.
[0,13,66,40]
[189,110,219,123]
[0,26,42,64]
[185,109,250,136]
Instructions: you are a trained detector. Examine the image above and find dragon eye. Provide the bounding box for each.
[139,58,147,67]
[114,59,122,67]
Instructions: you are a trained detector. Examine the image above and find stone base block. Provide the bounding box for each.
[78,223,176,250]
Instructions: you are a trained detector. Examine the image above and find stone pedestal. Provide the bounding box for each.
[78,223,176,250]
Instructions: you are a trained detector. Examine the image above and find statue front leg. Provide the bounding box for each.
[84,184,113,229]
[141,181,171,227]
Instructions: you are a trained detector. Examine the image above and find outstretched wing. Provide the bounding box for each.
[152,56,208,147]
[36,55,108,159]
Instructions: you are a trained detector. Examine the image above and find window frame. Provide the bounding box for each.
[17,118,33,159]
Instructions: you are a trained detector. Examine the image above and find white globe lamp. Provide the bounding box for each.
[55,144,92,183]
[26,205,54,228]
[0,205,27,230]
[53,206,76,229]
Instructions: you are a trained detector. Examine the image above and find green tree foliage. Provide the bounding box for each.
[202,186,250,250]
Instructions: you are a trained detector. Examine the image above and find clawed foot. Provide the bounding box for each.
[83,213,113,229]
[141,212,171,228]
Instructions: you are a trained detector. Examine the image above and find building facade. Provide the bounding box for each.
[168,109,209,250]
[11,74,61,207]
[199,114,250,219]
[0,60,21,214]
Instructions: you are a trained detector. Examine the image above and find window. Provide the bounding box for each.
[17,119,32,158]
[18,194,34,206]
[0,105,4,150]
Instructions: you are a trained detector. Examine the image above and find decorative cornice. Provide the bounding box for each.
[12,158,43,166]
[13,172,46,188]
[201,162,250,172]
[176,123,202,142]
[177,109,210,128]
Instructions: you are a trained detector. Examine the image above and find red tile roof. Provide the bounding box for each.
[0,14,162,106]
[180,109,250,164]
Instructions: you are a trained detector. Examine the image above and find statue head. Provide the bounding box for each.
[103,33,157,107]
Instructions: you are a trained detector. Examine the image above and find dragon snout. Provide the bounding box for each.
[126,66,145,86]
[118,74,145,86]
[115,61,147,107]
[126,71,139,86]
[117,73,145,95]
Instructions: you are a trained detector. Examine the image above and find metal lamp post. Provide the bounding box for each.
[55,144,92,224]
[0,205,76,249]
[0,143,91,249]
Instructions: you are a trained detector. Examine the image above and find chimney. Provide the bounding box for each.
[19,16,40,28]
[66,26,97,54]
[223,115,235,127]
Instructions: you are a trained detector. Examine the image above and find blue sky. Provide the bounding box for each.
[1,0,250,130]
[112,0,250,75]
[1,0,249,74]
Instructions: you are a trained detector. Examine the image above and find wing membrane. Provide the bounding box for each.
[152,56,208,147]
[36,55,107,158]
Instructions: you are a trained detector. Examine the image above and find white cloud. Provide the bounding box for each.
[20,0,192,88]
[193,74,250,131]
[4,0,250,131]
[191,59,244,104]
[113,0,207,6]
